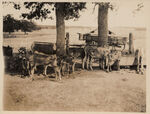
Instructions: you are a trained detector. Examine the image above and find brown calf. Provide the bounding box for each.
[106,50,121,72]
[30,53,61,80]
[84,46,110,71]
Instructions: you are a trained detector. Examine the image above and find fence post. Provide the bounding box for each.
[129,33,134,54]
[66,32,70,55]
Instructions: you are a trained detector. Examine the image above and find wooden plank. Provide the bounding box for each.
[120,56,146,66]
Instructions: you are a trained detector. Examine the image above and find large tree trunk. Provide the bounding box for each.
[98,4,108,47]
[55,3,66,56]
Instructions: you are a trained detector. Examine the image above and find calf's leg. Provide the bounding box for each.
[82,57,86,69]
[102,60,105,70]
[89,57,93,71]
[72,63,76,73]
[117,61,120,71]
[99,59,102,69]
[139,56,144,75]
[31,65,35,75]
[43,65,48,76]
[106,64,110,72]
[136,57,140,74]
[58,70,61,80]
[86,56,90,70]
[54,67,61,80]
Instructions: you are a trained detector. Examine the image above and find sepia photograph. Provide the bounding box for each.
[1,0,149,112]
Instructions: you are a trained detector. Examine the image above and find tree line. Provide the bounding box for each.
[3,14,41,34]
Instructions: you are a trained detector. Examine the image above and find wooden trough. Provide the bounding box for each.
[31,41,56,55]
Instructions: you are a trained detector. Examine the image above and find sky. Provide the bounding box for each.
[2,1,150,28]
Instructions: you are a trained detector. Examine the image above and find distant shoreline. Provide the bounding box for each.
[38,25,94,29]
[38,25,146,31]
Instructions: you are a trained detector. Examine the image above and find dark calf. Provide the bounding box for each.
[68,47,85,69]
[59,54,78,76]
[106,50,121,72]
[18,47,32,77]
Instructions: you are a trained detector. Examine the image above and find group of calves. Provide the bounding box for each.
[17,47,78,80]
[5,45,144,81]
[16,46,123,81]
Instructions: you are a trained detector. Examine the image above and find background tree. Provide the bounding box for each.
[3,14,16,34]
[3,14,41,34]
[20,20,34,34]
[29,21,41,31]
[13,2,86,55]
[14,19,21,32]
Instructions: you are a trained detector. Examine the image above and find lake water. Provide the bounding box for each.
[3,26,146,55]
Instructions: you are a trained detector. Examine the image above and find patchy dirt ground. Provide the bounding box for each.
[3,68,146,112]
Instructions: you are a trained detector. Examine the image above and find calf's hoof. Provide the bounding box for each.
[31,78,34,81]
[43,73,47,76]
[29,75,34,81]
[71,71,75,74]
[106,69,109,73]
[141,71,144,75]
[136,71,139,74]
[90,68,93,71]
[55,78,61,82]
[141,72,144,75]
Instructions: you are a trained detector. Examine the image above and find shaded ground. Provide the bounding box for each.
[3,27,146,112]
[3,69,146,112]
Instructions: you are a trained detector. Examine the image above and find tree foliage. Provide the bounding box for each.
[20,20,41,34]
[3,14,41,34]
[3,14,16,33]
[96,2,114,10]
[14,2,86,21]
[92,2,115,13]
